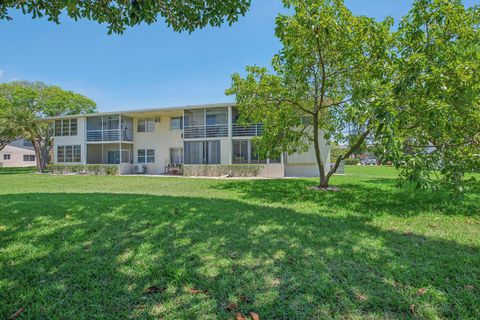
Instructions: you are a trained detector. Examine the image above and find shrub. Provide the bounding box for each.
[47,164,119,176]
[183,165,263,177]
[344,158,360,165]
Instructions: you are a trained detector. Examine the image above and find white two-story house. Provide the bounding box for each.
[46,103,330,177]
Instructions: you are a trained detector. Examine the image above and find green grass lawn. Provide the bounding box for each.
[0,166,479,319]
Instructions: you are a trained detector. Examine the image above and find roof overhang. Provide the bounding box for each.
[41,102,237,121]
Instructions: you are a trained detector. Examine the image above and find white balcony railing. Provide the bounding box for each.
[86,129,132,142]
[232,123,263,137]
[184,124,228,139]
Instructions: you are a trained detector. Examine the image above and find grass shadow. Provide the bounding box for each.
[1,192,479,319]
[212,177,480,217]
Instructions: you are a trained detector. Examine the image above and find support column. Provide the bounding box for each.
[228,106,233,165]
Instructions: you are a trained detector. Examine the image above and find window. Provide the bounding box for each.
[23,155,35,162]
[170,117,183,130]
[206,108,228,126]
[3,154,11,160]
[170,148,183,164]
[138,149,155,163]
[232,140,267,164]
[184,141,220,164]
[57,145,81,163]
[138,118,155,132]
[73,145,81,162]
[54,119,78,136]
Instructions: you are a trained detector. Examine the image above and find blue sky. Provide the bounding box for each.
[0,0,478,112]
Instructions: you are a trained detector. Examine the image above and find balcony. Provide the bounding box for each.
[86,115,133,143]
[184,124,228,139]
[86,129,133,142]
[232,123,263,137]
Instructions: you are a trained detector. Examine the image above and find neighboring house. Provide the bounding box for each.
[0,139,36,167]
[45,103,330,177]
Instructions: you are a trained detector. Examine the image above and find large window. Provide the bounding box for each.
[23,155,35,162]
[138,149,155,163]
[184,141,220,164]
[57,145,81,163]
[232,140,267,164]
[170,117,183,130]
[54,119,78,136]
[137,118,155,133]
[4,154,11,160]
[170,148,183,164]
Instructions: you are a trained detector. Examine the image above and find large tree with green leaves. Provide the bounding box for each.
[227,0,394,189]
[391,0,480,192]
[0,0,251,34]
[0,81,96,172]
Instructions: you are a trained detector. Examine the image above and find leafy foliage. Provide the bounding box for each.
[0,81,96,171]
[0,0,251,34]
[227,0,395,188]
[391,0,480,192]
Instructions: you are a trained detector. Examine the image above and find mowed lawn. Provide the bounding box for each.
[0,167,479,319]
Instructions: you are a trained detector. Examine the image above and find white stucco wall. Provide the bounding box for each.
[132,113,183,174]
[285,131,331,177]
[53,116,86,164]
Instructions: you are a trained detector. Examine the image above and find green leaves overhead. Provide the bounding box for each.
[228,0,395,188]
[393,0,480,191]
[0,0,251,34]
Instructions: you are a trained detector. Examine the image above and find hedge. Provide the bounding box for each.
[48,164,118,176]
[183,164,263,177]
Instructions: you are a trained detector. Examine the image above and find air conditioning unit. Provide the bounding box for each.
[132,164,147,174]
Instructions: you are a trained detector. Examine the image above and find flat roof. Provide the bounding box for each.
[42,102,236,120]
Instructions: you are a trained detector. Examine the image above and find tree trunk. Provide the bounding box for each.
[32,139,44,173]
[312,114,329,188]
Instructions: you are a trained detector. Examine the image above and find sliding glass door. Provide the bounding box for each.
[184,140,221,164]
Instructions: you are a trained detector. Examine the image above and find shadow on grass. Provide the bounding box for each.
[0,193,478,319]
[213,178,480,217]
[0,166,37,175]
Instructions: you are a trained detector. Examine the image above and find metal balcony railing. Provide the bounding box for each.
[232,123,263,137]
[184,124,228,139]
[86,129,132,142]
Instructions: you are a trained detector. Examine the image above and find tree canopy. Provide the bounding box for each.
[228,0,479,192]
[0,0,251,34]
[0,81,96,171]
[391,0,480,192]
[227,0,395,188]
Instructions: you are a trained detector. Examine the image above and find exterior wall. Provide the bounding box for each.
[54,116,86,164]
[0,145,36,167]
[132,113,183,174]
[259,163,284,178]
[285,131,331,177]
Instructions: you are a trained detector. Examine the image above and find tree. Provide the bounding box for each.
[0,0,251,34]
[0,81,96,172]
[0,99,17,150]
[227,0,394,189]
[392,0,480,192]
